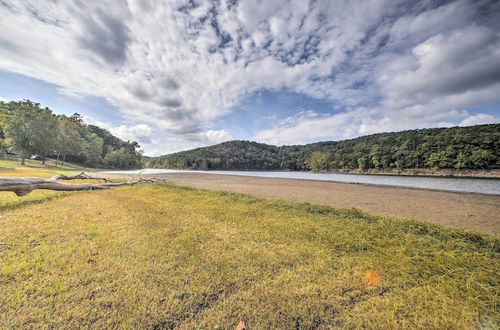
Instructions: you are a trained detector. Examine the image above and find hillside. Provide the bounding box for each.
[149,124,500,171]
[152,140,280,170]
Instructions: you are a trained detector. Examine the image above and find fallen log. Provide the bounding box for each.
[0,172,163,196]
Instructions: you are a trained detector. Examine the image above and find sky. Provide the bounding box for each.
[0,0,499,156]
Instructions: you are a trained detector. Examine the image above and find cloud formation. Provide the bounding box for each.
[0,0,499,151]
[85,119,155,145]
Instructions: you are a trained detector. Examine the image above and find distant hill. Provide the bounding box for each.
[149,124,500,171]
[150,140,280,170]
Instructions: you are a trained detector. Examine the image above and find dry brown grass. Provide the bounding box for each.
[0,158,109,212]
[0,163,498,328]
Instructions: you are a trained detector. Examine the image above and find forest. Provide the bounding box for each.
[0,100,143,169]
[149,124,500,171]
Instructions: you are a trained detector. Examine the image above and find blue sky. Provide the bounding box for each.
[0,0,499,155]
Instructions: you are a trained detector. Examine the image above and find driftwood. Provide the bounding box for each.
[0,172,163,196]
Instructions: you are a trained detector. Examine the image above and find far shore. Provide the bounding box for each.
[317,167,500,178]
[103,171,500,235]
[140,167,500,179]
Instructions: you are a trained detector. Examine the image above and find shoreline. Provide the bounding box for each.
[146,167,500,179]
[147,167,500,180]
[101,168,500,195]
[105,171,499,196]
[103,172,500,235]
[316,168,500,179]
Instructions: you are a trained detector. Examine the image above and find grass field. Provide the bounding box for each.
[0,163,498,329]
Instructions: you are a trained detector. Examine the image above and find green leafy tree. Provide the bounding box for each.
[469,149,493,169]
[56,118,84,166]
[0,111,9,158]
[455,152,468,169]
[357,156,369,171]
[308,152,332,171]
[369,145,381,169]
[34,113,58,165]
[82,133,104,168]
[5,100,58,165]
[426,151,453,168]
[0,138,8,158]
[103,148,129,169]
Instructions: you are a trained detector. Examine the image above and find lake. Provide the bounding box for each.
[101,168,500,195]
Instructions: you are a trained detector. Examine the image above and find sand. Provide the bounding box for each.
[106,172,500,235]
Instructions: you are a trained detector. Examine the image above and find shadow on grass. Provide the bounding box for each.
[0,192,73,213]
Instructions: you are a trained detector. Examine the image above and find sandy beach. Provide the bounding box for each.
[104,172,500,235]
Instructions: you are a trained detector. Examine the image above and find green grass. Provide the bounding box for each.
[0,175,498,329]
[0,155,98,174]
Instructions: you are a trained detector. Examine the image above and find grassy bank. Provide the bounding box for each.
[0,166,498,329]
[0,156,90,177]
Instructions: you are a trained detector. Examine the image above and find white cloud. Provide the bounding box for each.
[197,129,233,145]
[140,129,232,156]
[460,114,500,127]
[0,0,394,132]
[112,124,154,143]
[85,117,155,144]
[254,21,500,145]
[382,26,500,109]
[0,0,499,153]
[0,96,7,102]
[255,110,363,145]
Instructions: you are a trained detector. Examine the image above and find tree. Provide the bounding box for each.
[369,145,381,169]
[5,101,58,165]
[357,156,369,171]
[0,138,8,158]
[468,149,493,169]
[82,133,104,168]
[308,152,331,171]
[426,151,453,169]
[56,119,84,166]
[455,152,468,169]
[33,110,58,164]
[120,141,143,169]
[0,172,162,196]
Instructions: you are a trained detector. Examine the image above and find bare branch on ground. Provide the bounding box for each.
[0,172,165,196]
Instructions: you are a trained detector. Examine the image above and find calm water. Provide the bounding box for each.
[101,168,500,195]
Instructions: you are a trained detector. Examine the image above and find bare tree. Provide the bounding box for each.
[0,172,164,196]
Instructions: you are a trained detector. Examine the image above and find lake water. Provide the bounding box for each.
[101,168,500,195]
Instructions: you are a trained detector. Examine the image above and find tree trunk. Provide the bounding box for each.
[21,157,25,165]
[62,154,66,166]
[55,152,60,166]
[42,154,46,165]
[0,172,162,196]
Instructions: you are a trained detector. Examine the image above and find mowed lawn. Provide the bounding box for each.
[0,172,498,328]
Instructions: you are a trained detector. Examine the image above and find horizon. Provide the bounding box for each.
[1,0,499,156]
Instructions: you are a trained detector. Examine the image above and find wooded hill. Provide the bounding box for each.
[149,124,500,171]
[0,100,143,169]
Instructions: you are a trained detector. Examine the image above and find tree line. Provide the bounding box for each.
[149,124,499,171]
[0,100,143,169]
